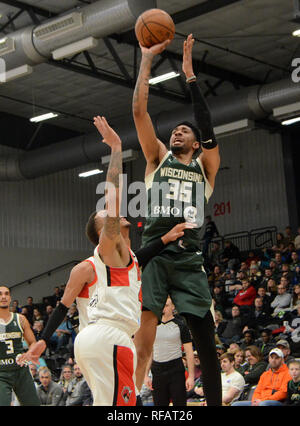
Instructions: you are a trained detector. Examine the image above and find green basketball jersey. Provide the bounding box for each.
[142,152,213,252]
[0,313,25,370]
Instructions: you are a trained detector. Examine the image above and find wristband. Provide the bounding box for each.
[186,75,196,83]
[41,302,69,346]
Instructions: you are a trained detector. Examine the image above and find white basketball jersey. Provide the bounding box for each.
[76,257,98,332]
[87,245,142,336]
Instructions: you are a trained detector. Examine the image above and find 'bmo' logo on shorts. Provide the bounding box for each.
[0,358,15,366]
[121,386,132,404]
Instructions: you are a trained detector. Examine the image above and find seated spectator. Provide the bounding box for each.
[239,329,257,351]
[37,367,65,406]
[259,268,275,289]
[290,284,300,310]
[58,364,75,403]
[43,305,54,326]
[215,310,227,341]
[290,251,300,272]
[208,241,223,269]
[22,296,36,324]
[283,302,300,356]
[233,349,246,374]
[66,304,80,342]
[270,283,292,315]
[233,279,257,315]
[216,344,227,359]
[284,226,295,245]
[245,251,261,268]
[65,363,93,406]
[294,227,300,251]
[227,342,240,354]
[276,340,295,365]
[272,233,288,254]
[220,352,245,405]
[248,264,262,289]
[246,296,272,331]
[256,329,276,362]
[212,285,228,315]
[12,299,21,313]
[242,345,267,386]
[256,286,272,314]
[20,306,33,326]
[32,308,44,325]
[266,278,278,302]
[219,305,247,345]
[285,360,300,406]
[208,265,223,288]
[220,240,241,271]
[50,316,72,352]
[232,348,291,406]
[33,321,45,342]
[274,252,284,271]
[29,363,40,385]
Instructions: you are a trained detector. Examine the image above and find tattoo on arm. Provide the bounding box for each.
[104,148,122,239]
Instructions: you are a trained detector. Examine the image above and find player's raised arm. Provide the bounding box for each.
[93,116,129,266]
[182,34,220,189]
[132,41,170,171]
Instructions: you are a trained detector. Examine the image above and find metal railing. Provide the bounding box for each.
[201,226,278,255]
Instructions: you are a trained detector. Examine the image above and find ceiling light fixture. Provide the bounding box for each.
[30,112,59,123]
[292,29,300,37]
[78,169,104,178]
[281,116,300,125]
[149,71,180,85]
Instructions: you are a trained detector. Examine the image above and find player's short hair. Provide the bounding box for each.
[176,121,201,142]
[86,211,100,246]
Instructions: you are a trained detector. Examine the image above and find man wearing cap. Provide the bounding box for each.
[232,347,291,406]
[276,340,295,365]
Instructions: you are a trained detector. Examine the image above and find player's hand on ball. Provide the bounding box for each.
[139,39,171,57]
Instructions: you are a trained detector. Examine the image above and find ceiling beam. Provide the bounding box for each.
[0,0,57,18]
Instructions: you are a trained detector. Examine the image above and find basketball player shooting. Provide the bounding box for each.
[132,34,222,406]
[17,116,195,405]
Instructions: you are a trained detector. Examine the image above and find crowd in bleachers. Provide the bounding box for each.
[10,225,300,406]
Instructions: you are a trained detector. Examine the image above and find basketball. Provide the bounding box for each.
[135,9,175,48]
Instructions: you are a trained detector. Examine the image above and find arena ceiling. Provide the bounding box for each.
[0,0,299,150]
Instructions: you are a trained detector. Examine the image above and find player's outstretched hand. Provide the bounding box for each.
[182,33,195,78]
[16,340,46,366]
[161,222,197,245]
[139,39,171,57]
[93,116,122,150]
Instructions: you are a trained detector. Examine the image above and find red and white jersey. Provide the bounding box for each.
[76,257,98,332]
[87,245,142,336]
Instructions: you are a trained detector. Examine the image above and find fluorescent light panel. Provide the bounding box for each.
[273,102,300,118]
[292,29,300,37]
[52,37,98,60]
[30,112,59,123]
[213,119,254,136]
[78,169,103,178]
[281,116,300,125]
[149,71,180,85]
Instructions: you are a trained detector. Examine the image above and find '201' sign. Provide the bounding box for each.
[214,201,231,216]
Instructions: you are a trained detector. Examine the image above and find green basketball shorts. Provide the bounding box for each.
[0,366,40,406]
[141,249,212,321]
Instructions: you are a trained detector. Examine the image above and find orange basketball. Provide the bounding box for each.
[135,9,175,48]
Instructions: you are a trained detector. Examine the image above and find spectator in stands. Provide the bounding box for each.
[208,241,223,269]
[22,296,35,324]
[66,304,79,342]
[294,227,300,251]
[20,306,33,326]
[50,316,72,352]
[232,348,291,406]
[270,283,292,315]
[259,268,274,289]
[248,264,262,289]
[220,240,241,271]
[233,349,246,374]
[58,364,74,403]
[202,215,219,258]
[37,367,65,406]
[256,329,276,362]
[274,252,284,271]
[220,352,245,405]
[32,308,44,325]
[214,310,227,341]
[285,360,300,406]
[212,284,228,315]
[233,279,257,315]
[276,340,295,365]
[43,305,54,326]
[12,299,21,313]
[245,251,261,268]
[33,320,44,341]
[218,305,246,345]
[242,345,267,386]
[65,363,93,406]
[272,233,288,254]
[256,286,272,314]
[239,329,257,351]
[290,251,300,272]
[291,284,300,309]
[279,274,292,293]
[266,278,278,302]
[247,296,272,332]
[29,363,40,385]
[216,344,227,358]
[284,226,295,245]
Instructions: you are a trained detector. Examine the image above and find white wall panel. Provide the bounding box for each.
[204,128,289,237]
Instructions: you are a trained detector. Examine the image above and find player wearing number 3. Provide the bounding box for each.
[132,34,222,405]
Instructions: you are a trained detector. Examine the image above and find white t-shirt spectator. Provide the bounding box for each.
[221,370,245,403]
